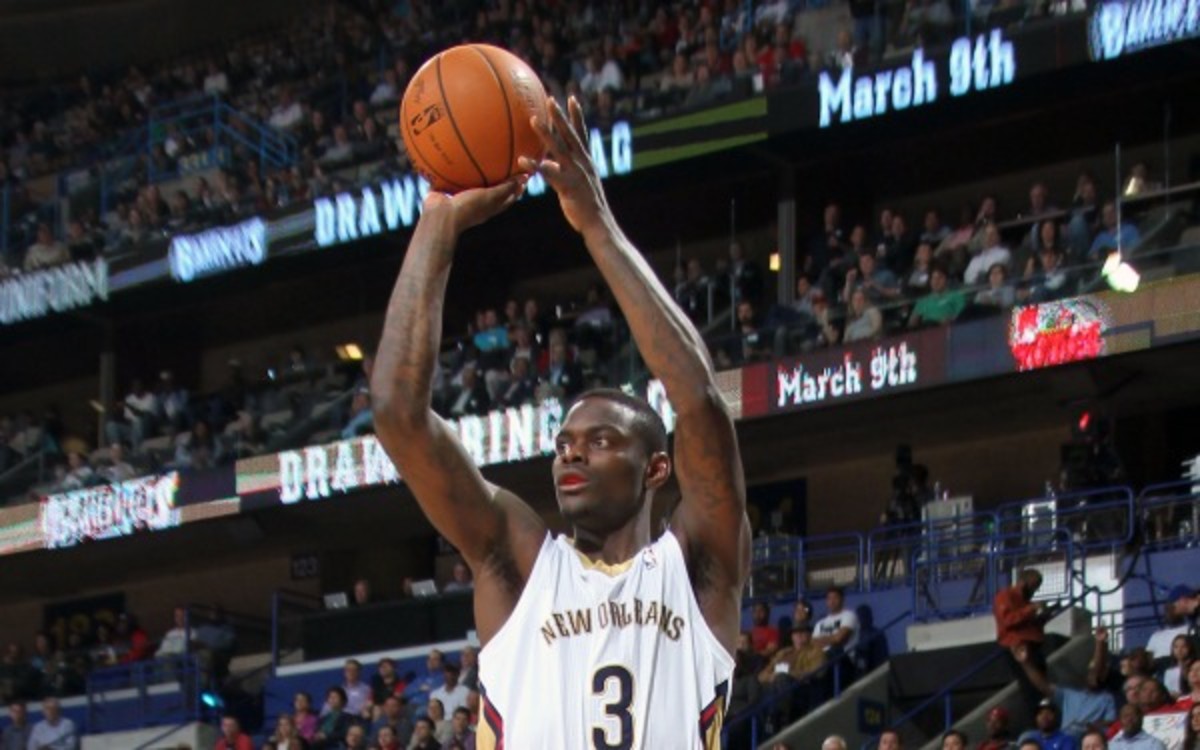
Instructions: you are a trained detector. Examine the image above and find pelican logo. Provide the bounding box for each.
[642,547,658,570]
[410,104,442,136]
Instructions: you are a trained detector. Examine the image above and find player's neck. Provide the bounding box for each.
[571,513,652,566]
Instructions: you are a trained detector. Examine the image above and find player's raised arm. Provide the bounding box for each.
[370,182,546,626]
[522,97,750,648]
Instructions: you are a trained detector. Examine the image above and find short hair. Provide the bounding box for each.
[1019,741,1043,750]
[823,735,848,750]
[828,585,845,598]
[880,729,902,746]
[327,686,347,704]
[573,388,668,455]
[1081,730,1107,749]
[345,659,361,669]
[416,716,435,729]
[944,730,968,745]
[443,662,461,675]
[453,707,470,718]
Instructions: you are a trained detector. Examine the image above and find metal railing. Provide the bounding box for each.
[85,654,201,733]
[994,486,1135,552]
[269,588,323,673]
[1138,480,1200,552]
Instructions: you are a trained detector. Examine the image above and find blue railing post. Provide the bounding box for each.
[943,692,953,732]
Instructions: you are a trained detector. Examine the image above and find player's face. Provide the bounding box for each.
[553,399,659,532]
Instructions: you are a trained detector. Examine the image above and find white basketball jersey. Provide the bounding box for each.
[476,530,734,750]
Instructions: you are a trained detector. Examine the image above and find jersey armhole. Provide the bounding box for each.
[661,530,738,668]
[479,531,556,658]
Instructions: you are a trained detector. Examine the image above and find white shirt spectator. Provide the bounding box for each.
[156,627,187,657]
[269,101,304,131]
[369,80,397,105]
[203,70,229,95]
[581,60,624,96]
[24,240,71,272]
[429,683,470,716]
[344,680,372,717]
[964,244,1013,285]
[814,609,860,653]
[1146,624,1189,661]
[27,715,77,750]
[124,391,159,423]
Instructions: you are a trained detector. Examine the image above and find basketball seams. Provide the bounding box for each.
[435,52,491,188]
[400,59,469,193]
[471,45,516,182]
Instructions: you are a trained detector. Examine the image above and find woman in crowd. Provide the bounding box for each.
[262,712,306,749]
[1184,704,1200,750]
[292,691,318,744]
[1162,634,1196,698]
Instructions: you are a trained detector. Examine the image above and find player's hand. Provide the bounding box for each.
[1013,643,1029,663]
[423,177,527,236]
[520,96,610,237]
[1095,626,1108,643]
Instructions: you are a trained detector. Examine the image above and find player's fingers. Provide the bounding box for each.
[567,96,588,147]
[548,99,585,155]
[530,115,568,160]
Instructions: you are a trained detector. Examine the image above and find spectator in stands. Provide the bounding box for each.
[1021,698,1080,750]
[370,695,413,747]
[171,419,221,470]
[214,714,253,750]
[1,700,30,750]
[909,266,967,328]
[1015,629,1118,738]
[351,579,372,608]
[1083,730,1108,750]
[750,603,780,656]
[444,561,473,593]
[497,356,537,408]
[114,613,151,663]
[825,735,850,750]
[337,659,372,718]
[292,692,318,743]
[944,731,970,750]
[263,713,303,750]
[996,569,1048,706]
[23,224,71,272]
[879,212,916,273]
[426,699,453,744]
[813,587,860,659]
[906,242,935,296]
[757,624,825,721]
[880,729,903,750]
[1146,597,1192,661]
[342,387,373,439]
[459,647,478,691]
[447,707,474,750]
[1022,245,1074,304]
[726,241,764,307]
[107,378,159,450]
[728,634,763,749]
[979,706,1017,750]
[313,686,353,749]
[60,451,95,490]
[1169,587,1199,638]
[675,257,714,323]
[27,697,76,750]
[1089,201,1141,261]
[376,725,402,750]
[102,442,137,483]
[156,606,190,658]
[844,252,901,306]
[975,264,1016,309]
[1161,635,1195,698]
[965,224,1013,286]
[405,650,444,707]
[447,366,490,418]
[843,288,883,342]
[430,663,469,717]
[1184,705,1199,750]
[1109,705,1166,750]
[371,658,400,703]
[1179,661,1200,710]
[541,338,584,400]
[410,717,441,750]
[807,202,846,279]
[717,300,771,367]
[343,724,368,749]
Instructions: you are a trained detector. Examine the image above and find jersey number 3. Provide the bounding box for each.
[592,665,633,750]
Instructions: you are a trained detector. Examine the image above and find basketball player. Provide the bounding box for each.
[371,96,750,748]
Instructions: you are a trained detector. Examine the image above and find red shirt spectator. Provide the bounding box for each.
[215,716,253,750]
[749,602,779,655]
[994,569,1045,648]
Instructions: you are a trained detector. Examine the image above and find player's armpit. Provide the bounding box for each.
[373,408,545,586]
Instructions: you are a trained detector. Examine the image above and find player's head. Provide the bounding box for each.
[553,389,670,533]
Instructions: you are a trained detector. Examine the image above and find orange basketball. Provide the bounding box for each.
[399,44,549,193]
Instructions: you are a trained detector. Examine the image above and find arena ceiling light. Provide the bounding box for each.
[1101,252,1140,293]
